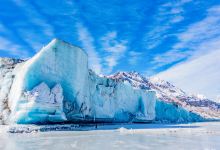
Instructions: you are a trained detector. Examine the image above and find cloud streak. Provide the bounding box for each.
[101,32,127,73]
[156,49,220,102]
[152,4,220,68]
[155,5,220,101]
[76,23,102,74]
[144,0,192,50]
[128,51,142,65]
[12,0,55,52]
[0,36,30,58]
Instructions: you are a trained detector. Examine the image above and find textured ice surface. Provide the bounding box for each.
[12,83,67,124]
[86,71,156,122]
[155,101,204,123]
[109,72,220,122]
[0,39,156,124]
[0,58,24,124]
[8,39,89,123]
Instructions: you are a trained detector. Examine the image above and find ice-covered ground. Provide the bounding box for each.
[0,122,220,150]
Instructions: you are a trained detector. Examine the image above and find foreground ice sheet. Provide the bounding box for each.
[1,39,156,124]
[0,122,220,150]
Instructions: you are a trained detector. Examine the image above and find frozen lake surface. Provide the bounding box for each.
[0,122,220,150]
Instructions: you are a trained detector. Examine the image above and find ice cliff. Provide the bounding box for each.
[109,72,220,123]
[0,39,156,124]
[1,39,219,125]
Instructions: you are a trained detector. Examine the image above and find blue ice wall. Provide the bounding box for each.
[8,39,90,123]
[22,39,89,102]
[155,100,205,123]
[8,39,156,124]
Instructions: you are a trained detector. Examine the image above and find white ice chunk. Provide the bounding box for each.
[11,83,67,124]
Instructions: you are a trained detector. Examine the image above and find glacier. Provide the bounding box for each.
[109,72,220,123]
[13,83,67,124]
[155,101,204,123]
[0,39,156,124]
[0,38,219,125]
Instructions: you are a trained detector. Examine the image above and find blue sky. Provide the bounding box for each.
[0,0,220,76]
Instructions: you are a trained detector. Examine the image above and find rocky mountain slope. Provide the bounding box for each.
[108,72,220,122]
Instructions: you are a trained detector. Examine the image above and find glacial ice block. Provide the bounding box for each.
[8,39,89,123]
[6,39,156,124]
[155,101,204,123]
[86,71,156,122]
[13,83,67,124]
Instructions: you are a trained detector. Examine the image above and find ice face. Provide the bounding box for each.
[0,58,24,124]
[155,101,204,123]
[9,39,88,111]
[63,71,156,123]
[7,39,90,124]
[0,39,156,124]
[12,83,67,124]
[0,39,218,124]
[2,38,219,125]
[109,72,220,122]
[85,71,156,122]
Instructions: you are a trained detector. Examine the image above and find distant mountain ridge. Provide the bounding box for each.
[108,71,220,120]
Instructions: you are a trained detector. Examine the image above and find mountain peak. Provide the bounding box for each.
[109,71,146,81]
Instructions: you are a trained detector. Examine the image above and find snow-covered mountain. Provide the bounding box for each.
[155,49,220,102]
[108,72,220,122]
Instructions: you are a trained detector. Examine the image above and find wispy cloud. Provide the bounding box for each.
[151,50,191,68]
[128,51,142,65]
[12,0,55,52]
[171,15,184,23]
[152,4,220,68]
[0,22,30,58]
[156,48,220,101]
[174,5,220,53]
[155,5,220,101]
[144,0,192,49]
[0,36,30,58]
[76,23,102,74]
[101,32,127,73]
